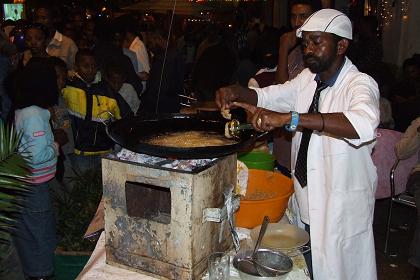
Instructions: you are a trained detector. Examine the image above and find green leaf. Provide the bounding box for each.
[0,122,31,252]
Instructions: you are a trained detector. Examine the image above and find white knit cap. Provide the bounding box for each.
[296,9,352,40]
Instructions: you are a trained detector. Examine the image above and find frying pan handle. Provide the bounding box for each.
[255,131,269,140]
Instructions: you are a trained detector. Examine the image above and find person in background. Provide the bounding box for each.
[5,24,51,123]
[108,23,143,96]
[47,56,72,182]
[34,5,78,70]
[195,24,221,63]
[369,68,395,128]
[192,28,236,103]
[139,29,185,116]
[395,117,420,279]
[272,0,322,174]
[216,9,379,279]
[176,27,195,79]
[111,28,138,75]
[123,17,150,91]
[275,0,321,84]
[0,30,17,122]
[22,23,50,66]
[78,19,96,50]
[13,58,62,280]
[392,56,420,131]
[61,49,130,172]
[248,27,281,88]
[347,16,383,75]
[1,19,16,38]
[394,57,420,102]
[92,19,143,97]
[103,60,140,115]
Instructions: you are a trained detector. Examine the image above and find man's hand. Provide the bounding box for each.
[215,84,258,110]
[276,31,300,84]
[233,102,289,132]
[280,31,299,53]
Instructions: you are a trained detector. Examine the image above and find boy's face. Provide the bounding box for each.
[106,72,125,92]
[25,28,47,56]
[76,55,97,83]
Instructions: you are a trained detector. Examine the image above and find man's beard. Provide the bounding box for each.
[303,53,336,73]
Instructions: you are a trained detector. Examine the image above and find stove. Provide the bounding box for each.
[103,149,237,279]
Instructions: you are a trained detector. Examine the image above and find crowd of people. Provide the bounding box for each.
[0,1,419,279]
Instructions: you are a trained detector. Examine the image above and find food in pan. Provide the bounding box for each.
[225,119,239,139]
[221,109,232,120]
[146,131,237,148]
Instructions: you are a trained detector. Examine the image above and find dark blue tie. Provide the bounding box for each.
[294,81,328,188]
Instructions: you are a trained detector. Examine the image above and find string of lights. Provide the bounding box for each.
[378,0,410,28]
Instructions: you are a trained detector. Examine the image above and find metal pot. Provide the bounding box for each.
[105,114,266,159]
[233,250,291,280]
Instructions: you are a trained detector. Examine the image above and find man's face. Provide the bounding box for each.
[34,8,52,29]
[290,4,313,30]
[302,31,339,74]
[25,27,47,56]
[75,55,97,83]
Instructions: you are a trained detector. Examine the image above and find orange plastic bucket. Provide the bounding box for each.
[236,169,294,229]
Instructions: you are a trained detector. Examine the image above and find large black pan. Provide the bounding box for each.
[106,114,264,159]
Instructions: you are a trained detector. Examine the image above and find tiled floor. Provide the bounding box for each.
[374,198,417,280]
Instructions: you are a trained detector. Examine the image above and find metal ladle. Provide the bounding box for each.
[236,216,270,277]
[252,216,294,277]
[252,216,270,259]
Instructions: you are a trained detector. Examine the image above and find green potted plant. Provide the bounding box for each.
[53,168,102,253]
[0,122,30,279]
[52,167,102,279]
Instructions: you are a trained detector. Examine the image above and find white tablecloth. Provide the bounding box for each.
[76,227,310,280]
[76,232,157,280]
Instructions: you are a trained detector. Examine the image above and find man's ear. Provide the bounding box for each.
[337,39,349,55]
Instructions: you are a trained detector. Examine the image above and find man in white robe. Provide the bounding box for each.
[216,9,379,280]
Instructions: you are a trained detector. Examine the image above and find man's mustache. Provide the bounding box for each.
[303,54,317,61]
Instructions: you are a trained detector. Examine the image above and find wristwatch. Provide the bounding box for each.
[285,111,299,132]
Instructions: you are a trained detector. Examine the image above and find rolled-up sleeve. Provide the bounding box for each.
[342,74,380,146]
[254,74,301,112]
